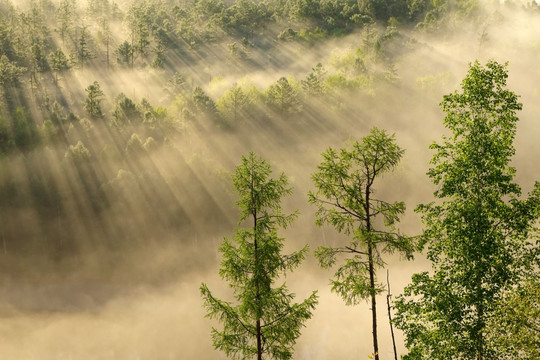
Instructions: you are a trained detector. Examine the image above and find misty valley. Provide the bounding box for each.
[0,0,539,359]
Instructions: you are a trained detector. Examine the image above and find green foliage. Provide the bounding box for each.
[217,83,250,124]
[485,277,540,359]
[112,93,141,126]
[116,41,134,66]
[126,3,151,59]
[301,63,327,97]
[309,128,413,360]
[77,26,94,68]
[125,133,145,157]
[41,119,58,143]
[394,60,540,360]
[49,49,70,82]
[84,81,105,120]
[13,107,39,151]
[200,153,318,360]
[192,86,217,116]
[65,140,91,162]
[164,72,187,99]
[265,77,302,120]
[0,55,25,85]
[56,0,75,44]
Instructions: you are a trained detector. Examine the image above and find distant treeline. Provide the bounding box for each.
[0,0,539,83]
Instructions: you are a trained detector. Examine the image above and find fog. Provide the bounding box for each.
[0,1,539,359]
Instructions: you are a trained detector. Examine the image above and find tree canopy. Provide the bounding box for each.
[394,60,540,360]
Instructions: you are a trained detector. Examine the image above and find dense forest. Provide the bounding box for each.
[0,0,539,359]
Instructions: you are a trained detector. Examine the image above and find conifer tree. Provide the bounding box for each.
[309,128,414,360]
[201,152,318,360]
[84,81,104,119]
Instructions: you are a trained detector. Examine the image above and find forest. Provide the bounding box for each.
[0,0,539,359]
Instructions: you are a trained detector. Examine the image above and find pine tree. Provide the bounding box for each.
[200,152,318,360]
[308,127,414,360]
[84,81,104,119]
[265,77,301,121]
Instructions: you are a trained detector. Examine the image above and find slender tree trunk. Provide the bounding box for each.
[257,319,262,360]
[365,184,379,360]
[387,270,398,360]
[252,172,263,360]
[368,243,379,360]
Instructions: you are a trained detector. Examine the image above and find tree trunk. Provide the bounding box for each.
[366,184,379,360]
[257,319,262,360]
[252,173,263,360]
[368,243,379,360]
[387,270,398,360]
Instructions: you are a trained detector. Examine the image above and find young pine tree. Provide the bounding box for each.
[308,128,415,360]
[84,81,104,120]
[200,152,318,360]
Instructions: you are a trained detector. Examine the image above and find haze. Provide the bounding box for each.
[0,0,539,359]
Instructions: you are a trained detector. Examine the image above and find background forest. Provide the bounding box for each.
[0,0,539,358]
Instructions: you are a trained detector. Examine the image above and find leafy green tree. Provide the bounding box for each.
[151,40,166,69]
[308,127,414,360]
[394,60,540,360]
[97,17,113,68]
[164,72,186,100]
[116,41,134,67]
[13,107,39,151]
[0,55,25,85]
[56,0,75,45]
[224,0,270,39]
[125,133,145,157]
[112,93,141,126]
[217,83,250,124]
[77,26,93,69]
[192,86,218,118]
[65,140,91,162]
[301,63,327,97]
[126,4,151,62]
[84,81,104,119]
[49,49,70,83]
[0,22,16,61]
[200,152,318,360]
[31,42,49,73]
[265,77,302,120]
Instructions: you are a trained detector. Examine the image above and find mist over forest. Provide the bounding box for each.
[0,0,539,358]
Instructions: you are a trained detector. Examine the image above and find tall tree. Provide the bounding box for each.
[97,17,112,69]
[56,0,75,45]
[200,152,318,360]
[49,49,70,83]
[84,81,104,119]
[116,41,134,67]
[77,26,93,69]
[308,128,414,360]
[301,63,327,98]
[265,77,302,121]
[126,4,150,63]
[394,60,540,360]
[217,83,250,124]
[0,55,25,86]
